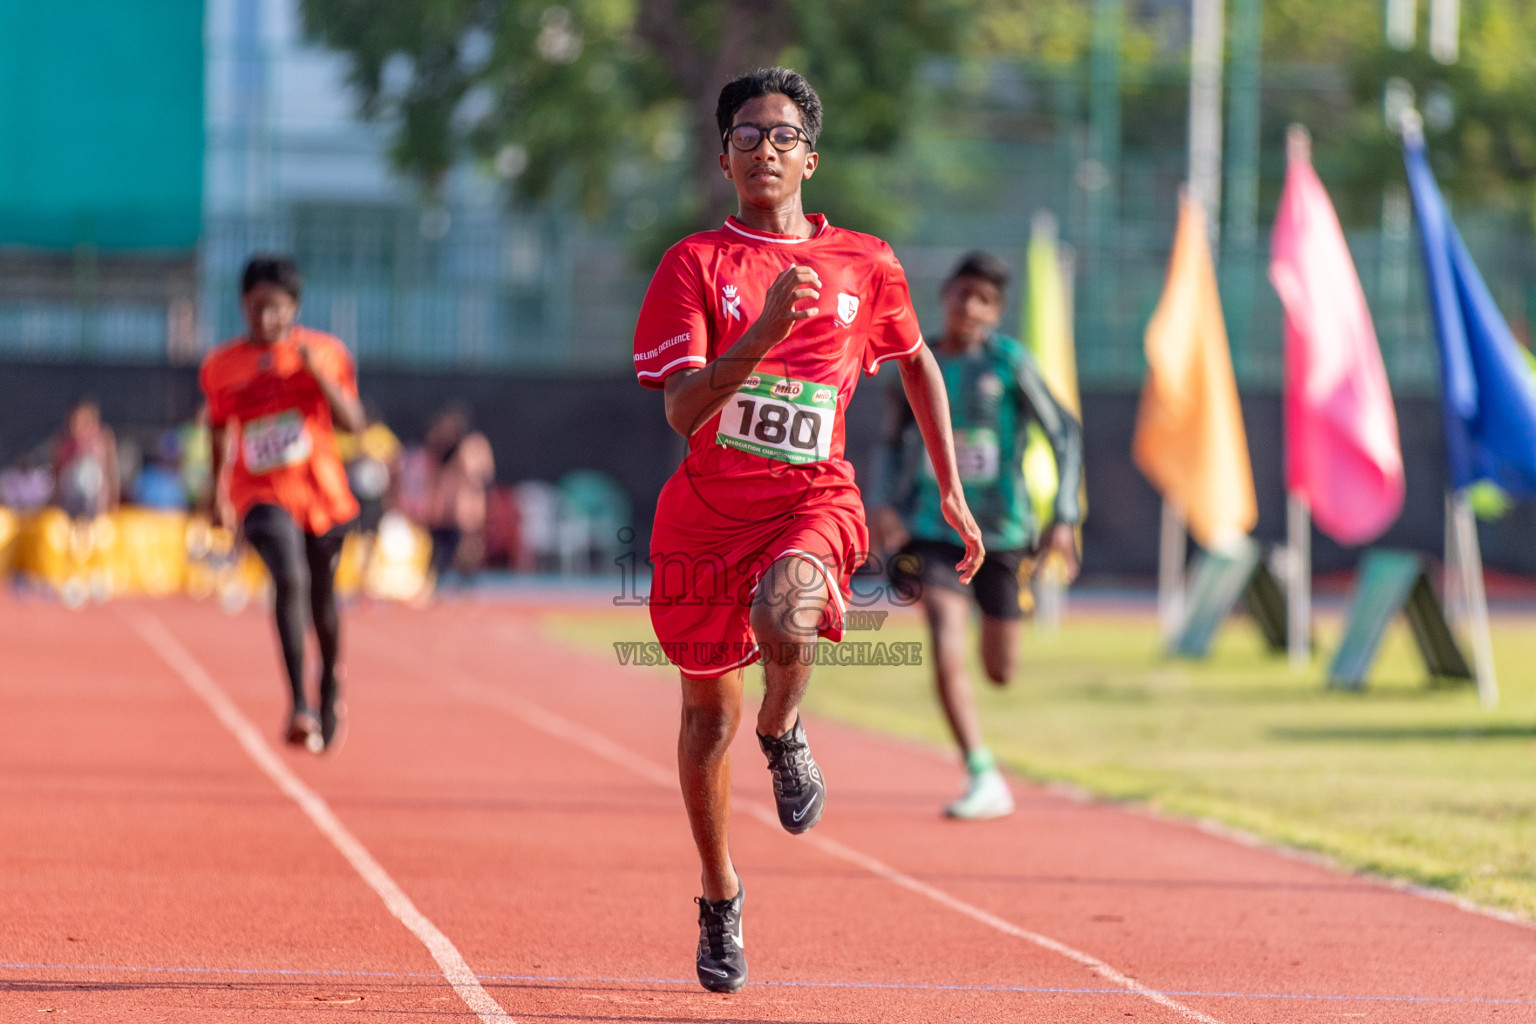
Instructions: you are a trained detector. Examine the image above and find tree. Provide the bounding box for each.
[300,0,968,242]
[1342,0,1536,227]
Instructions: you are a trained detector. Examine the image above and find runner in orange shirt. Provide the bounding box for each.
[200,255,364,753]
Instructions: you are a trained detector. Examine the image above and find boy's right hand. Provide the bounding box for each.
[202,493,236,533]
[752,264,821,347]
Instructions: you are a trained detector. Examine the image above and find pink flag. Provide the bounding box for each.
[1270,126,1405,546]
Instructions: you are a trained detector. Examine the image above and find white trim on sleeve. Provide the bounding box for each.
[636,354,708,380]
[864,337,925,375]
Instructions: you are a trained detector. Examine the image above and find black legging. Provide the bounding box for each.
[243,503,348,714]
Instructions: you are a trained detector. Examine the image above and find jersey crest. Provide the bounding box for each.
[722,284,743,322]
[836,292,860,326]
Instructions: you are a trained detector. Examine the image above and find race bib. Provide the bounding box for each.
[242,410,312,475]
[923,427,1000,484]
[716,373,836,465]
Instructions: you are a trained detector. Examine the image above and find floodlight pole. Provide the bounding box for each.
[1159,0,1226,642]
[1188,0,1225,246]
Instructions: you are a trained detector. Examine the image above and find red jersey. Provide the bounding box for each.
[634,214,925,521]
[199,325,360,535]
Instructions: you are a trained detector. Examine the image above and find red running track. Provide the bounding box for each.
[3,595,1535,1022]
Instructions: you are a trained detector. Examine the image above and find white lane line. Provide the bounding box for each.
[124,610,515,1024]
[444,674,1225,1024]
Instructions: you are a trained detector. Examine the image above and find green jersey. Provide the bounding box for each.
[879,333,1083,551]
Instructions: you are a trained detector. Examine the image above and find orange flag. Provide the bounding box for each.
[1132,197,1257,549]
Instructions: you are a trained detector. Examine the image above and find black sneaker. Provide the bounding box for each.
[757,716,825,834]
[319,697,346,754]
[285,708,323,754]
[694,881,747,993]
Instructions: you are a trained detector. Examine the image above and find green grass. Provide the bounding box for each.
[543,605,1536,921]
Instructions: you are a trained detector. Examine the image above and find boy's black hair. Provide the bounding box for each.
[716,67,823,150]
[945,251,1010,294]
[241,253,303,300]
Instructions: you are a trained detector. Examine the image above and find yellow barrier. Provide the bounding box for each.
[183,516,269,611]
[0,507,17,577]
[14,508,116,606]
[2,505,431,606]
[348,511,433,603]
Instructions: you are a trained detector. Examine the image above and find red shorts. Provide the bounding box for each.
[648,474,867,679]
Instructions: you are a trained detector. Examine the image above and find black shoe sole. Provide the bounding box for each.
[779,789,824,834]
[697,966,747,993]
[320,701,347,754]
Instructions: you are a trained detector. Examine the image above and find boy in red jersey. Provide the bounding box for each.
[201,255,364,753]
[634,67,984,992]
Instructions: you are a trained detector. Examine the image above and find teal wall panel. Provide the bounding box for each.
[0,1,203,249]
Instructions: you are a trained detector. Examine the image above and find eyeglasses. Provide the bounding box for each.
[723,123,811,153]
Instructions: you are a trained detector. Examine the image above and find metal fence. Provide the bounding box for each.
[6,92,1536,390]
[4,191,1532,394]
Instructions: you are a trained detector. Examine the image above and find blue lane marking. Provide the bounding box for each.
[2,962,1533,1006]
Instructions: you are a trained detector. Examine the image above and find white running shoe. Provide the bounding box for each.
[945,768,1015,820]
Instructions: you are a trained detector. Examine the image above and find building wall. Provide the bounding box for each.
[0,1,204,250]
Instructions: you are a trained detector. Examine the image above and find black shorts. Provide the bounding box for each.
[887,539,1035,620]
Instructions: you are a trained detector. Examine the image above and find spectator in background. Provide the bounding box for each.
[0,452,53,511]
[337,403,403,582]
[424,406,495,586]
[52,399,120,520]
[177,412,214,511]
[338,402,402,536]
[132,430,190,510]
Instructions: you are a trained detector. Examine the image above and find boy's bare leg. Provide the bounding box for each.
[979,612,1022,686]
[679,668,745,902]
[924,586,985,756]
[749,554,833,833]
[751,555,831,738]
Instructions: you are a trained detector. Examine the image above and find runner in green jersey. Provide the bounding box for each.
[872,251,1083,819]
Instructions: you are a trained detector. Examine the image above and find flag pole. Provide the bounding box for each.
[1157,500,1187,642]
[1442,491,1465,630]
[1449,490,1498,707]
[1286,493,1310,669]
[1036,562,1065,633]
[1154,0,1222,644]
[1188,0,1225,245]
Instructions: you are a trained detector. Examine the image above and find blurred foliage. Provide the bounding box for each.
[1342,0,1536,229]
[302,0,1536,243]
[301,0,970,248]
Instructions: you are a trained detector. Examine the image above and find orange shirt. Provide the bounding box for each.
[199,326,360,535]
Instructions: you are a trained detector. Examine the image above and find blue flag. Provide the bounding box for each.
[1403,133,1536,496]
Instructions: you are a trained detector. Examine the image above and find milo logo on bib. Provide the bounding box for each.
[242,410,313,475]
[717,372,836,465]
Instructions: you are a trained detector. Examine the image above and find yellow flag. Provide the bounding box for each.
[1022,212,1082,528]
[1132,197,1257,549]
[1025,212,1080,417]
